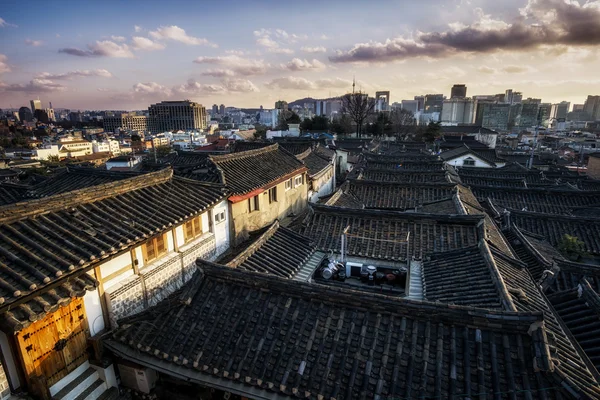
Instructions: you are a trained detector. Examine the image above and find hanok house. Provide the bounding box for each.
[103,259,600,399]
[0,168,230,399]
[295,145,336,203]
[206,144,308,244]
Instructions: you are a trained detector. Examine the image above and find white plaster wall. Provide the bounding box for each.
[83,287,105,336]
[174,225,185,248]
[213,200,230,252]
[134,246,144,269]
[447,154,494,168]
[103,269,135,293]
[0,331,20,390]
[167,230,174,252]
[99,252,131,279]
[201,211,210,233]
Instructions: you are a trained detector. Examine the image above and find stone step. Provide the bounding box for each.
[73,380,107,400]
[53,368,99,400]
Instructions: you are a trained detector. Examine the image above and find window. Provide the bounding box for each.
[285,179,292,191]
[463,157,476,166]
[184,216,203,242]
[143,233,168,263]
[294,175,304,187]
[215,211,226,224]
[248,195,259,212]
[268,187,277,203]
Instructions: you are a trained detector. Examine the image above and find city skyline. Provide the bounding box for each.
[1,0,600,110]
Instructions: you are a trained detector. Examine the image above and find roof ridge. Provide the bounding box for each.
[479,240,519,312]
[0,168,174,224]
[226,221,281,268]
[210,143,278,162]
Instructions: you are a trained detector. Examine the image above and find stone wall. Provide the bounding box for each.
[105,234,219,328]
[588,156,600,180]
[0,361,9,400]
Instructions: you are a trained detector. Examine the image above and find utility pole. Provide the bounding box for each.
[528,108,542,169]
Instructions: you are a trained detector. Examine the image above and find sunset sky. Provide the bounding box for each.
[1,0,600,110]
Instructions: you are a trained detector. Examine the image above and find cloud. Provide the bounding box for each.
[193,55,269,76]
[221,78,259,92]
[268,47,294,54]
[280,58,326,71]
[301,46,327,53]
[149,25,216,47]
[59,40,134,58]
[131,36,165,51]
[266,76,354,90]
[330,0,600,63]
[175,80,226,95]
[36,69,113,80]
[0,54,10,74]
[476,65,536,74]
[97,88,115,92]
[254,28,305,52]
[0,78,66,93]
[133,81,171,96]
[257,36,279,48]
[25,39,43,47]
[477,66,496,74]
[0,17,17,28]
[110,35,126,42]
[134,25,142,32]
[201,69,235,77]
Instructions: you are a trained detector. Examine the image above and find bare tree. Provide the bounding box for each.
[341,92,376,137]
[389,108,417,139]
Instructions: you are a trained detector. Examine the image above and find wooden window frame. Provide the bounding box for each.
[285,179,292,191]
[294,175,304,187]
[268,187,277,204]
[142,232,169,264]
[248,195,259,213]
[463,157,476,166]
[215,211,226,224]
[183,216,203,242]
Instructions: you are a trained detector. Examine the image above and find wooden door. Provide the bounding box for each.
[15,297,90,389]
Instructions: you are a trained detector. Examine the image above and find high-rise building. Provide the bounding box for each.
[34,109,50,124]
[212,104,219,114]
[523,98,541,105]
[424,94,444,113]
[584,95,600,121]
[148,100,207,133]
[512,92,523,104]
[450,84,467,99]
[441,98,474,124]
[518,103,540,129]
[45,108,55,122]
[413,96,425,112]
[19,106,33,122]
[504,89,513,104]
[401,100,419,114]
[219,104,225,115]
[375,91,390,112]
[474,103,510,132]
[573,104,585,112]
[104,113,149,133]
[30,99,42,114]
[538,103,552,126]
[550,101,570,120]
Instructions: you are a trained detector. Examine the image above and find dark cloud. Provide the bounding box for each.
[330,0,600,63]
[59,41,134,58]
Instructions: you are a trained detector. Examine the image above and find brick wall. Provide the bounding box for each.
[0,361,11,400]
[106,234,219,328]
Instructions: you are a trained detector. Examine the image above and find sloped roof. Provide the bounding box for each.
[225,221,316,279]
[547,259,600,295]
[355,169,455,184]
[0,168,228,314]
[210,144,306,196]
[366,159,447,171]
[440,144,503,166]
[106,261,596,399]
[296,146,334,177]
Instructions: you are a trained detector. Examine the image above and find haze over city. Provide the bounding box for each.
[1,0,600,110]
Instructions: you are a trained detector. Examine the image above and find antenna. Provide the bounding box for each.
[352,76,356,94]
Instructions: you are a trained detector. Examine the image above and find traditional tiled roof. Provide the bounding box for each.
[503,226,562,280]
[472,187,600,215]
[546,259,600,295]
[491,249,600,396]
[323,185,364,209]
[441,125,498,135]
[225,221,316,279]
[549,278,600,372]
[339,181,457,211]
[106,261,598,399]
[0,168,228,316]
[441,145,506,166]
[509,209,600,255]
[363,152,438,163]
[458,166,546,183]
[298,205,482,260]
[160,151,210,166]
[460,175,527,188]
[296,146,333,177]
[354,169,456,184]
[422,245,508,309]
[233,141,313,156]
[366,159,446,171]
[0,183,29,206]
[210,144,306,196]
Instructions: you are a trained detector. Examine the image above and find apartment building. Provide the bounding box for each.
[103,113,148,133]
[148,100,207,134]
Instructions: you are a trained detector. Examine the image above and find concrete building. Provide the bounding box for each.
[441,98,474,124]
[92,139,120,155]
[550,101,571,120]
[57,138,93,158]
[401,100,419,113]
[539,103,552,126]
[584,95,600,121]
[518,102,540,129]
[375,91,390,112]
[104,113,148,133]
[450,84,467,99]
[30,99,42,114]
[413,95,425,112]
[219,104,225,115]
[573,104,585,112]
[474,103,510,132]
[424,94,444,113]
[18,107,33,122]
[148,101,207,134]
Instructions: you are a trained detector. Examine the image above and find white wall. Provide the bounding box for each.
[447,154,495,168]
[99,253,131,279]
[0,331,20,390]
[83,272,106,336]
[175,225,185,249]
[212,200,230,254]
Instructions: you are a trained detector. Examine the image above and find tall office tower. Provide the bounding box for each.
[518,103,540,128]
[212,104,219,114]
[413,95,425,112]
[550,101,571,120]
[148,101,207,133]
[474,103,511,132]
[505,89,513,104]
[30,99,42,114]
[219,104,225,115]
[424,94,444,113]
[450,84,467,99]
[104,113,149,133]
[512,92,523,104]
[441,98,474,124]
[584,95,600,120]
[401,100,419,114]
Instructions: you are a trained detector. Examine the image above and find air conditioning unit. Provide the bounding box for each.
[118,362,158,394]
